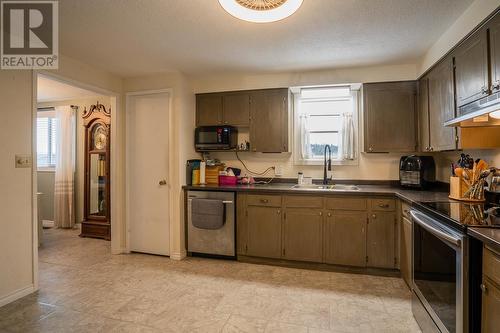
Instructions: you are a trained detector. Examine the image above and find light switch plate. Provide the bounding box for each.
[15,154,32,168]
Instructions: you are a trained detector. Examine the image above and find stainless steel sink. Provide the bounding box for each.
[291,184,360,191]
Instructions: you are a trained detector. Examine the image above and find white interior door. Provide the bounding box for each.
[127,92,170,255]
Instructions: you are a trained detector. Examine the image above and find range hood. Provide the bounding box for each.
[444,91,500,127]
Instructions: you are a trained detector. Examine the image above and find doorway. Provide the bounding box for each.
[126,91,171,256]
[35,74,115,247]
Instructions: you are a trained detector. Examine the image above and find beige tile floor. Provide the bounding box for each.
[0,227,421,332]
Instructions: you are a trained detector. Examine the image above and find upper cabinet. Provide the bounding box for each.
[222,92,250,126]
[363,81,417,153]
[417,77,430,152]
[196,94,222,126]
[250,88,288,153]
[454,27,489,107]
[427,56,457,151]
[488,13,500,93]
[195,88,289,152]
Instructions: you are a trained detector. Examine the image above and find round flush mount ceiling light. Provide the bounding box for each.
[218,0,303,23]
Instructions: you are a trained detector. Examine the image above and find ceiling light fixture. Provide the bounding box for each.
[218,0,303,23]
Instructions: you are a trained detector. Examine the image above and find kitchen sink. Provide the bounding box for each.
[291,184,360,191]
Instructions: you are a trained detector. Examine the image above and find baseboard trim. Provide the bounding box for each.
[170,251,186,261]
[0,284,36,307]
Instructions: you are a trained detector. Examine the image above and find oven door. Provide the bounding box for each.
[411,210,467,333]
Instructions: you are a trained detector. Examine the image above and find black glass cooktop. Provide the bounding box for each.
[420,201,500,228]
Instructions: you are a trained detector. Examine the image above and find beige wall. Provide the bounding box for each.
[418,0,499,76]
[0,70,34,305]
[37,97,112,224]
[123,72,197,260]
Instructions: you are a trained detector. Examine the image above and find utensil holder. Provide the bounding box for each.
[449,176,485,202]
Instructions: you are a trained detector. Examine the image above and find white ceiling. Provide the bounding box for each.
[37,75,103,102]
[59,0,474,77]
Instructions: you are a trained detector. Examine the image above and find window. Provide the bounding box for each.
[37,109,57,169]
[293,85,359,165]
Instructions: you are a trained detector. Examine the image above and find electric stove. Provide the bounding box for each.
[419,201,500,229]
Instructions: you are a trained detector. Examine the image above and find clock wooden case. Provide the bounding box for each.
[81,102,111,240]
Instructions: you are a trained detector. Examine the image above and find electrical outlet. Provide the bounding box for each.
[274,165,283,176]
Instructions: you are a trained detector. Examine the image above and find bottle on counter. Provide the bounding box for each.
[298,172,303,185]
[200,160,206,185]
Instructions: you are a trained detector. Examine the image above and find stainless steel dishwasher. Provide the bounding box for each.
[187,191,235,258]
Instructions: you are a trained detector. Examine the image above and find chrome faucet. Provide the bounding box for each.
[323,145,332,185]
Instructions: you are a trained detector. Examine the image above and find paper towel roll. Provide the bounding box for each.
[200,161,206,185]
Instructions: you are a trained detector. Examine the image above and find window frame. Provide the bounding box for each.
[36,108,57,171]
[292,85,360,166]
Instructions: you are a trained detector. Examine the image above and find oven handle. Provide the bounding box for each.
[410,210,462,247]
[188,198,233,204]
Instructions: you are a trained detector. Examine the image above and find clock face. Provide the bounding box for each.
[93,125,107,150]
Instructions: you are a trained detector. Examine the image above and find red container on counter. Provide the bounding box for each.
[218,175,238,186]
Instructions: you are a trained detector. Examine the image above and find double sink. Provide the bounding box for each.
[291,184,360,191]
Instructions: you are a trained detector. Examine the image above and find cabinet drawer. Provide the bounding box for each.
[246,194,282,207]
[284,195,323,208]
[401,201,411,219]
[484,246,500,286]
[371,198,396,211]
[325,197,367,211]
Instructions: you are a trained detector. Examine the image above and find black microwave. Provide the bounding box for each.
[195,126,237,151]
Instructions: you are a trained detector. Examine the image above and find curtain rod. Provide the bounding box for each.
[37,105,79,111]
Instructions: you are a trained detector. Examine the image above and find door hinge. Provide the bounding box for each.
[366,217,369,224]
[366,255,369,263]
[394,257,397,266]
[245,245,248,253]
[283,248,286,256]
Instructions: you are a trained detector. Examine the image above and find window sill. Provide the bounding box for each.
[37,168,55,172]
[294,159,358,166]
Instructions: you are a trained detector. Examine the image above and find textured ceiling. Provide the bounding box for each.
[58,0,474,77]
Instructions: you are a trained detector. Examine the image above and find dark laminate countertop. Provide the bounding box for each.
[183,183,451,203]
[468,227,500,251]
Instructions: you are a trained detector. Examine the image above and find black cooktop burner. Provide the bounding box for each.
[420,201,500,228]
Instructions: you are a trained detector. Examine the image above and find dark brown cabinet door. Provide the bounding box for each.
[488,13,500,93]
[400,216,412,288]
[418,77,430,152]
[283,208,323,262]
[454,27,489,107]
[428,57,457,151]
[196,94,222,126]
[246,205,282,259]
[367,211,396,269]
[324,211,367,267]
[250,89,288,152]
[363,81,417,153]
[481,278,500,333]
[223,93,250,126]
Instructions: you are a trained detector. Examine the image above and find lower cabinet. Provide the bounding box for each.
[246,205,282,259]
[482,278,500,333]
[237,193,398,270]
[367,211,397,269]
[283,208,323,262]
[400,216,412,287]
[324,211,367,267]
[482,246,500,333]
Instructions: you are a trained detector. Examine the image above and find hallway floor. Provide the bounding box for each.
[0,228,421,332]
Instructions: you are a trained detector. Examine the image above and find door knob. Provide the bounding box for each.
[159,179,167,186]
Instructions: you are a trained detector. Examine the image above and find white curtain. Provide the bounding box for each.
[342,112,356,160]
[299,113,311,159]
[54,106,76,229]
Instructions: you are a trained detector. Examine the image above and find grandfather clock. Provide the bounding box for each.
[80,102,111,240]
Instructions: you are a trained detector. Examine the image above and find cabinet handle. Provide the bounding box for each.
[378,204,390,208]
[372,214,377,219]
[327,212,331,217]
[403,209,409,215]
[492,81,500,90]
[277,209,281,214]
[260,199,269,203]
[482,86,489,94]
[480,283,487,294]
[429,147,434,151]
[319,211,323,216]
[368,147,373,152]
